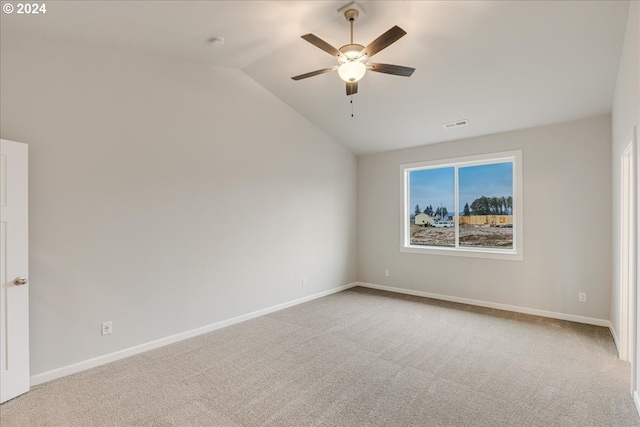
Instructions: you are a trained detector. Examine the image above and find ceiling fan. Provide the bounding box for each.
[291,7,415,95]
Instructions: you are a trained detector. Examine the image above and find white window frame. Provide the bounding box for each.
[400,150,523,261]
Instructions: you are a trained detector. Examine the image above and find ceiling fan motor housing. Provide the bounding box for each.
[339,44,365,62]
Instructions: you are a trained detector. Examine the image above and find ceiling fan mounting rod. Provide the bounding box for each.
[344,8,359,45]
[350,18,354,44]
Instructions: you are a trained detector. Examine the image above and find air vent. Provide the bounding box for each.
[443,119,469,129]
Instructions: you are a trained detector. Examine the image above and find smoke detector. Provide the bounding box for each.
[208,37,225,47]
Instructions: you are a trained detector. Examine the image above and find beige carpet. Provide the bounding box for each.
[1,287,639,426]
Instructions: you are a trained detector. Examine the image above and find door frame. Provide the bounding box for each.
[621,126,637,399]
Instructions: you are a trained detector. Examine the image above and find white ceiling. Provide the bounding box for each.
[0,1,630,155]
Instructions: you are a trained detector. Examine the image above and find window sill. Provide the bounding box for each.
[401,245,523,261]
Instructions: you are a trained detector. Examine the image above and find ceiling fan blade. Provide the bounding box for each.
[301,34,344,58]
[368,63,415,77]
[360,26,407,59]
[291,66,338,81]
[346,81,358,96]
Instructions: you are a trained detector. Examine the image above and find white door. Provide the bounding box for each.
[0,139,29,403]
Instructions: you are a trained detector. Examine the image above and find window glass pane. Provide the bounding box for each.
[458,162,513,249]
[409,167,455,247]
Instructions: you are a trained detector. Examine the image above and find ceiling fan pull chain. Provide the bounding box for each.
[351,97,354,118]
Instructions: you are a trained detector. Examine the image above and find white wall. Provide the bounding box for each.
[611,1,639,367]
[0,37,357,376]
[358,115,612,320]
[611,0,639,348]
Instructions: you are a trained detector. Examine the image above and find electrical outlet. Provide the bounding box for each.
[301,278,306,287]
[578,292,587,303]
[385,269,390,277]
[101,321,112,335]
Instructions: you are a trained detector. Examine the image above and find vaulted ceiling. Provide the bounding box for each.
[0,1,630,154]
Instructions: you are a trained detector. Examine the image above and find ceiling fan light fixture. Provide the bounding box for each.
[338,61,366,82]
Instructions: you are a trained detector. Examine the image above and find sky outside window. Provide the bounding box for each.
[458,162,513,210]
[410,163,512,215]
[409,167,454,214]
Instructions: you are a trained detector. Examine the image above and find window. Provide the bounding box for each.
[401,150,523,260]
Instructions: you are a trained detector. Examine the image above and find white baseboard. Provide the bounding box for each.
[634,391,640,417]
[356,282,611,327]
[609,322,622,358]
[30,282,359,387]
[31,281,613,387]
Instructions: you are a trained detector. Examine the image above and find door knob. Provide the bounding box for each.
[13,277,28,286]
